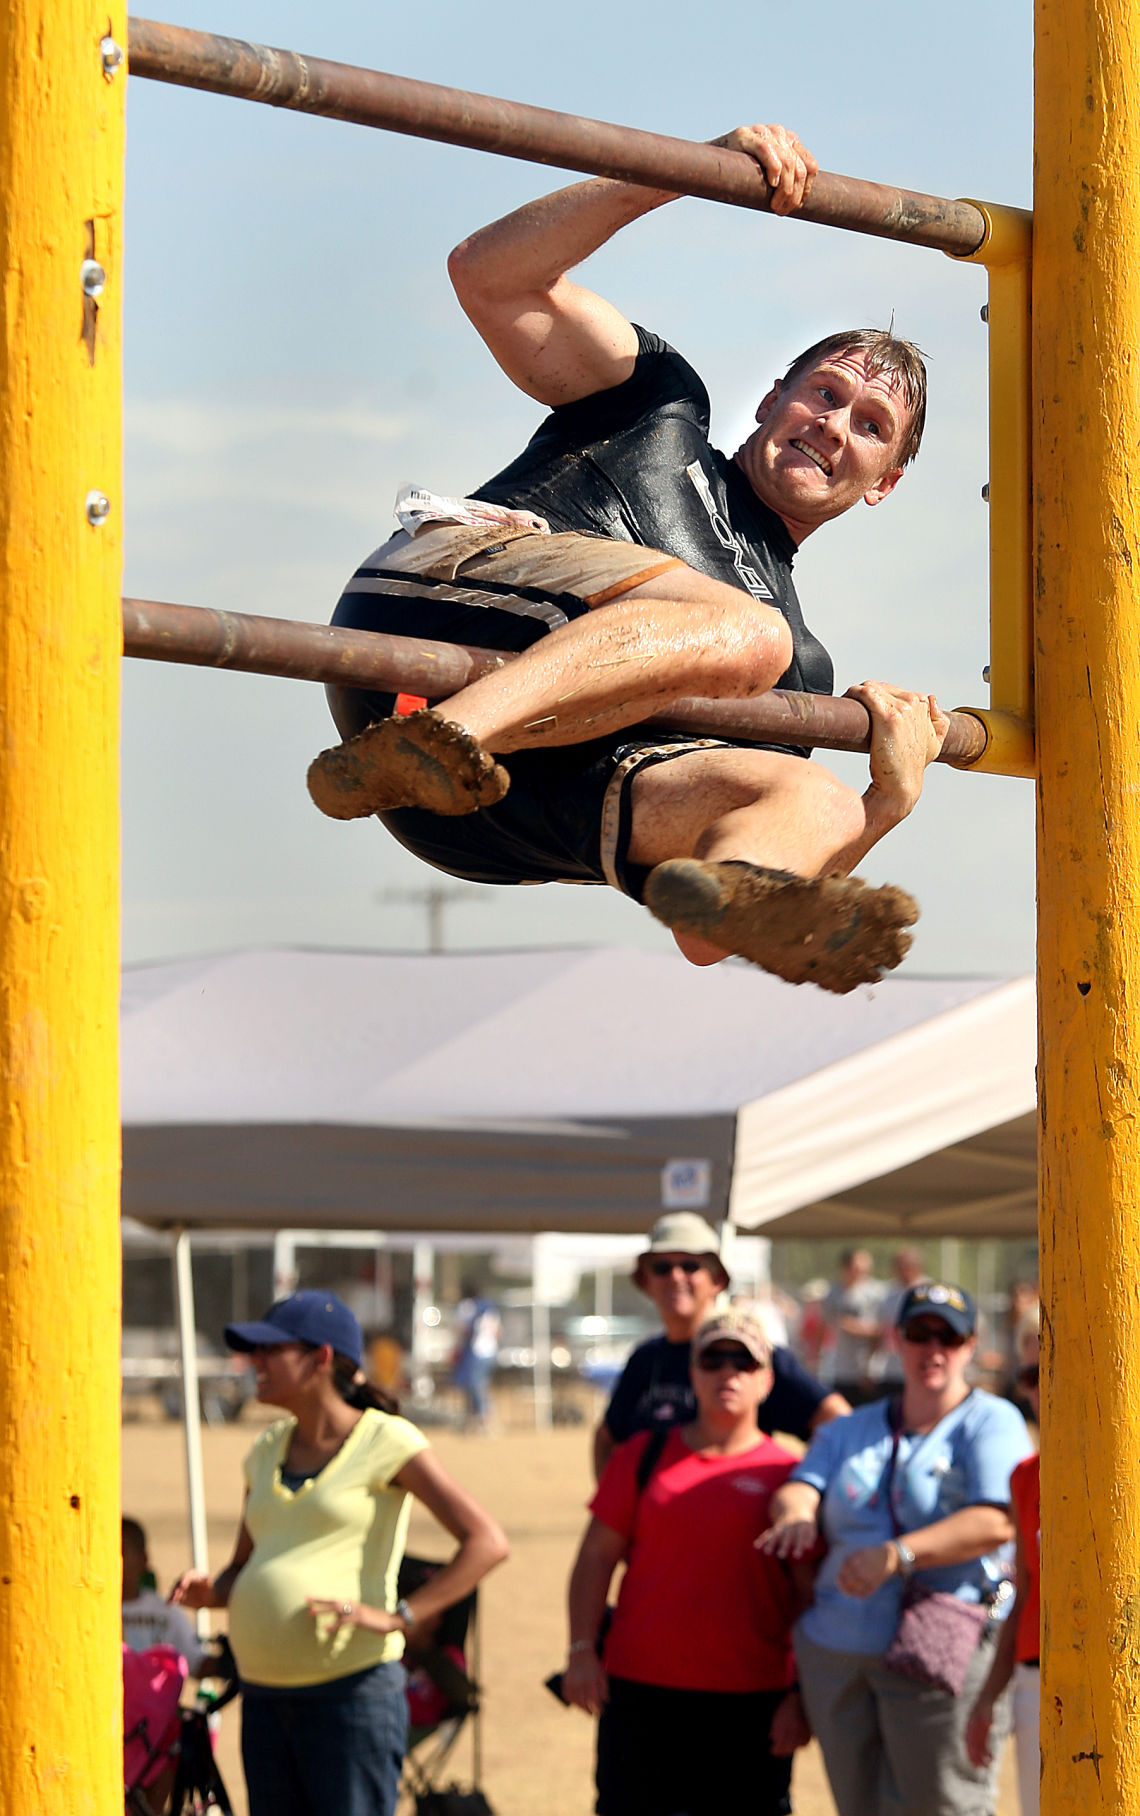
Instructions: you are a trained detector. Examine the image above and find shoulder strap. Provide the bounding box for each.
[881,1396,905,1537]
[634,1426,671,1496]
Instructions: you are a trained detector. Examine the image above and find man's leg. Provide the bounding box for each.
[307,566,793,818]
[309,555,923,989]
[629,742,916,990]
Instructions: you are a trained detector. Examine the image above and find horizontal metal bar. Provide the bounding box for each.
[121,595,990,766]
[126,18,988,256]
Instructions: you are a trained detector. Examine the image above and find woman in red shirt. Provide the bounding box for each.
[561,1311,811,1816]
[965,1356,1040,1816]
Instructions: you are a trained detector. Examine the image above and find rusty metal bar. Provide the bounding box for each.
[121,595,989,766]
[126,18,989,257]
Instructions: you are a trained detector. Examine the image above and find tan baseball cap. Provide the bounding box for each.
[691,1310,772,1366]
[633,1212,730,1292]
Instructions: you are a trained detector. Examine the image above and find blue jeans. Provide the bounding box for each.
[241,1660,408,1816]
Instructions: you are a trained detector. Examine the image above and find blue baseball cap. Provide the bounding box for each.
[224,1290,363,1366]
[897,1281,976,1338]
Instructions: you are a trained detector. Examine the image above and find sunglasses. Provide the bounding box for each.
[694,1347,764,1373]
[648,1258,706,1278]
[901,1322,968,1349]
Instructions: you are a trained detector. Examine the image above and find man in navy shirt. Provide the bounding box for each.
[312,124,948,993]
[593,1212,848,1479]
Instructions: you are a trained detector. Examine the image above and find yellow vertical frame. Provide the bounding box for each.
[1034,0,1140,1811]
[949,201,1036,777]
[0,3,125,1811]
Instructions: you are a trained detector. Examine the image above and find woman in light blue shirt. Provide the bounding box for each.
[759,1282,1031,1816]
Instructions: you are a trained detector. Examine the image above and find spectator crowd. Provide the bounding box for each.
[120,1236,1041,1816]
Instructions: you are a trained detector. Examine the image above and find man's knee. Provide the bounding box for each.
[793,761,865,844]
[622,565,794,691]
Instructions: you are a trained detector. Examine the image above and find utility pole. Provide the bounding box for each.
[377,883,485,953]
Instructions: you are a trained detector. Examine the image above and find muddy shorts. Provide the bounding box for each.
[326,524,796,900]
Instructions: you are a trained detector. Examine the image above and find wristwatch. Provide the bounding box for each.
[396,1597,417,1629]
[893,1539,916,1577]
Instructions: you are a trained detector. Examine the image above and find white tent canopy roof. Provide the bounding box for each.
[122,948,1037,1237]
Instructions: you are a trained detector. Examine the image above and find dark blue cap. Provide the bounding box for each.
[225,1290,363,1366]
[897,1281,976,1338]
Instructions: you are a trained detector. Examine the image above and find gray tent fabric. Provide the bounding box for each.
[121,948,1037,1236]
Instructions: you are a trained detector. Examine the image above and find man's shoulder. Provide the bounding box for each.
[546,326,711,438]
[771,1343,817,1386]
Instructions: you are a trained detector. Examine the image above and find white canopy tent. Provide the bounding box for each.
[122,946,1038,1239]
[121,945,1037,1567]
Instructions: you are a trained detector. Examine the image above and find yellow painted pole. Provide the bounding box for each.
[1035,0,1140,1811]
[0,3,124,1812]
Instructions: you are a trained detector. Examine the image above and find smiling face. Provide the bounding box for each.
[736,347,912,540]
[248,1339,325,1409]
[641,1254,721,1337]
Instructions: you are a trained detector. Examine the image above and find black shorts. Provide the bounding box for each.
[327,531,804,902]
[595,1677,792,1816]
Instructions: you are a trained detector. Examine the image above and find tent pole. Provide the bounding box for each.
[531,1237,553,1432]
[172,1229,209,1575]
[716,1221,737,1309]
[411,1242,435,1407]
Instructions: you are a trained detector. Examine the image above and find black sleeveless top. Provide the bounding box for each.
[474,326,833,698]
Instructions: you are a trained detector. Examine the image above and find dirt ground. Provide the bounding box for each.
[122,1403,1021,1816]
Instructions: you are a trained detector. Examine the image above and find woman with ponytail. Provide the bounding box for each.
[172,1289,509,1816]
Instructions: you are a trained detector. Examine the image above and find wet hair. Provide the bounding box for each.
[121,1516,147,1555]
[780,328,928,467]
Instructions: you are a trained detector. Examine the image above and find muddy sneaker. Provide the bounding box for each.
[644,858,919,994]
[307,709,509,820]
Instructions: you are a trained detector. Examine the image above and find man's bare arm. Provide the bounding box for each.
[447,124,816,409]
[810,1390,851,1431]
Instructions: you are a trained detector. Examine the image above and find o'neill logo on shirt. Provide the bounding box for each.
[685,461,775,601]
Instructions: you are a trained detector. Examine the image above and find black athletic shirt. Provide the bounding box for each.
[604,1333,829,1446]
[475,326,834,699]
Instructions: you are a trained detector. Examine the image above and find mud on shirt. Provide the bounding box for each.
[475,326,834,701]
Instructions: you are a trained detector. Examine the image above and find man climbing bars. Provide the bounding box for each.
[309,123,948,993]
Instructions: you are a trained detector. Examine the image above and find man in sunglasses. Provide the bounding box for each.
[593,1212,849,1480]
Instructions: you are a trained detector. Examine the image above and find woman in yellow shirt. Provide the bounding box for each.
[173,1290,508,1816]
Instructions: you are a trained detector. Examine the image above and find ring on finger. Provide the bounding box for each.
[341,1602,353,1617]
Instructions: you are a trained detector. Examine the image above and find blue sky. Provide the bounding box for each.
[121,0,1036,974]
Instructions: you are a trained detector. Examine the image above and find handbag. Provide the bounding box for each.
[882,1579,990,1695]
[878,1394,992,1696]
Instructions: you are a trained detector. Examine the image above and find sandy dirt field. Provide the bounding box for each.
[122,1407,1020,1815]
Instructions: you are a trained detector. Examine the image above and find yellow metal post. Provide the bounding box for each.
[949,201,1036,778]
[0,3,124,1811]
[1035,0,1140,1810]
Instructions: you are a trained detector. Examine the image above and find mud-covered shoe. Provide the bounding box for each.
[307,709,510,820]
[643,857,919,994]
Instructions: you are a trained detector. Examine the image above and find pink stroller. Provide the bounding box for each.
[123,1638,238,1814]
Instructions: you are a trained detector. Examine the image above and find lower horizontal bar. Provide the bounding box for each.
[120,595,990,767]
